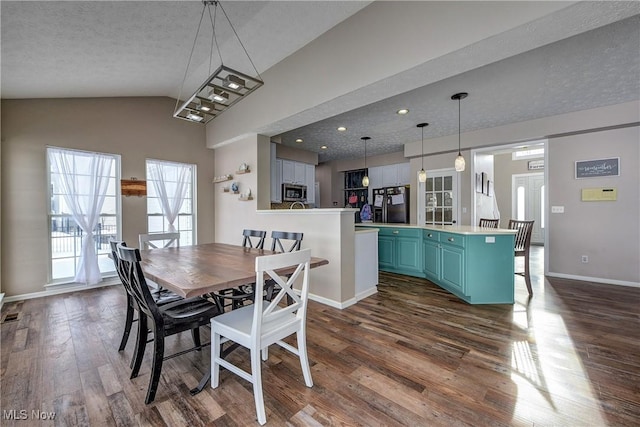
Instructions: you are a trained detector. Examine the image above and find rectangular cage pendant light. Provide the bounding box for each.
[173,65,263,124]
[173,1,264,124]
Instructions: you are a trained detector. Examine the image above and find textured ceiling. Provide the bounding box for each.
[2,1,639,163]
[275,10,640,162]
[1,0,370,99]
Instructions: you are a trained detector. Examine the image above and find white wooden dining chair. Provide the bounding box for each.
[210,248,313,425]
[138,232,180,250]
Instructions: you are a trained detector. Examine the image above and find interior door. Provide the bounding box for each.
[421,170,458,225]
[512,173,544,244]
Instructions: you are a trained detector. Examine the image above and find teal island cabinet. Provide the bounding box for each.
[356,224,516,304]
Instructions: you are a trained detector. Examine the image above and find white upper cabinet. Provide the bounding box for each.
[282,159,306,184]
[281,159,295,184]
[374,163,411,188]
[271,159,282,202]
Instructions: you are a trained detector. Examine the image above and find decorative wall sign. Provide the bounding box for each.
[575,157,619,179]
[528,159,544,170]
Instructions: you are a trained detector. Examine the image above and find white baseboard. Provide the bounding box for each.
[309,292,358,309]
[546,272,640,288]
[355,287,378,302]
[0,293,5,310]
[3,278,120,303]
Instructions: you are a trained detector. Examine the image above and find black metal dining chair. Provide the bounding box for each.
[508,219,535,296]
[211,229,268,311]
[109,240,182,359]
[479,218,499,228]
[116,244,222,404]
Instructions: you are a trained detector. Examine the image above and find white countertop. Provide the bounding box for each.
[356,223,517,235]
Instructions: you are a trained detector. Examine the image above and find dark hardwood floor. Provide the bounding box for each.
[2,247,639,426]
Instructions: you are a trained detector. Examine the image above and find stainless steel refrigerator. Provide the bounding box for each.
[372,185,410,223]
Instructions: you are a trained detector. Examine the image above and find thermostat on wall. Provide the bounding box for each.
[581,188,617,201]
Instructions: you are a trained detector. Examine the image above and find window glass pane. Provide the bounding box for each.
[435,193,443,207]
[435,209,443,222]
[444,176,453,191]
[147,198,162,214]
[426,210,434,222]
[426,178,434,192]
[148,216,164,233]
[435,177,443,191]
[443,208,453,223]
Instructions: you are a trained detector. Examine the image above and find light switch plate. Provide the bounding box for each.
[551,206,565,213]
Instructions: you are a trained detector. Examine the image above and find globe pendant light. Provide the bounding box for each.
[451,92,468,172]
[417,123,429,183]
[361,137,371,187]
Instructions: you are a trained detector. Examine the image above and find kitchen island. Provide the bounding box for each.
[356,223,517,304]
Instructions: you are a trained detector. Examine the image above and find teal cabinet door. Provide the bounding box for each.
[378,235,396,270]
[423,240,440,282]
[397,237,422,274]
[441,244,465,293]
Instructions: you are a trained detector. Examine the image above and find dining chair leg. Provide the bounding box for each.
[524,252,533,296]
[251,347,267,425]
[130,316,148,379]
[119,297,135,351]
[211,332,221,388]
[191,328,201,350]
[297,328,313,387]
[146,327,165,404]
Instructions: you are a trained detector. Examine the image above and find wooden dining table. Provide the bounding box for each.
[137,242,329,395]
[139,242,329,299]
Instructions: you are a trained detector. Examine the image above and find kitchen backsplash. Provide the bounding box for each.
[271,202,309,210]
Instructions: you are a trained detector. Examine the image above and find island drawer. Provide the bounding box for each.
[423,230,440,242]
[440,232,466,248]
[377,228,422,238]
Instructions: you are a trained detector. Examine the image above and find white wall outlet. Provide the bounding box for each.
[462,207,467,214]
[551,206,565,213]
[581,255,589,263]
[485,236,495,243]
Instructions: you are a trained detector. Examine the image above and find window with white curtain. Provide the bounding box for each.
[146,159,196,246]
[47,147,120,284]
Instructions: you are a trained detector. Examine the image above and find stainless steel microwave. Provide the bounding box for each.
[282,184,307,202]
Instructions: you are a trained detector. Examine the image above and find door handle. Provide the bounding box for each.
[448,237,455,242]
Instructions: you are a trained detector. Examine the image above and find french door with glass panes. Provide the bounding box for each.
[417,169,459,225]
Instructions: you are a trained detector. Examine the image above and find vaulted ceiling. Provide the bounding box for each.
[2,1,639,162]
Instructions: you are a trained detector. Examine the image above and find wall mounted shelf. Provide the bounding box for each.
[213,175,233,183]
[239,196,254,201]
[236,169,250,174]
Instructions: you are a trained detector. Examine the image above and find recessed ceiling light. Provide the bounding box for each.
[295,138,303,143]
[397,108,409,115]
[320,145,327,150]
[337,126,347,132]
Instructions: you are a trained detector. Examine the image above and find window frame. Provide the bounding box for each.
[145,159,197,246]
[46,146,122,285]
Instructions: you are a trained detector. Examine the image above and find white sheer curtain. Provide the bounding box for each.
[49,148,113,285]
[148,161,191,233]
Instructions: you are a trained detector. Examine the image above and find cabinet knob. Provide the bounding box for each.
[392,230,399,234]
[427,233,433,237]
[448,237,454,242]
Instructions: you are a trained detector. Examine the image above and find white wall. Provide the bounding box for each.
[1,97,215,297]
[548,126,639,285]
[211,134,357,306]
[474,153,496,223]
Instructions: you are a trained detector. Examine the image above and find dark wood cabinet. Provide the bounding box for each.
[343,168,369,208]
